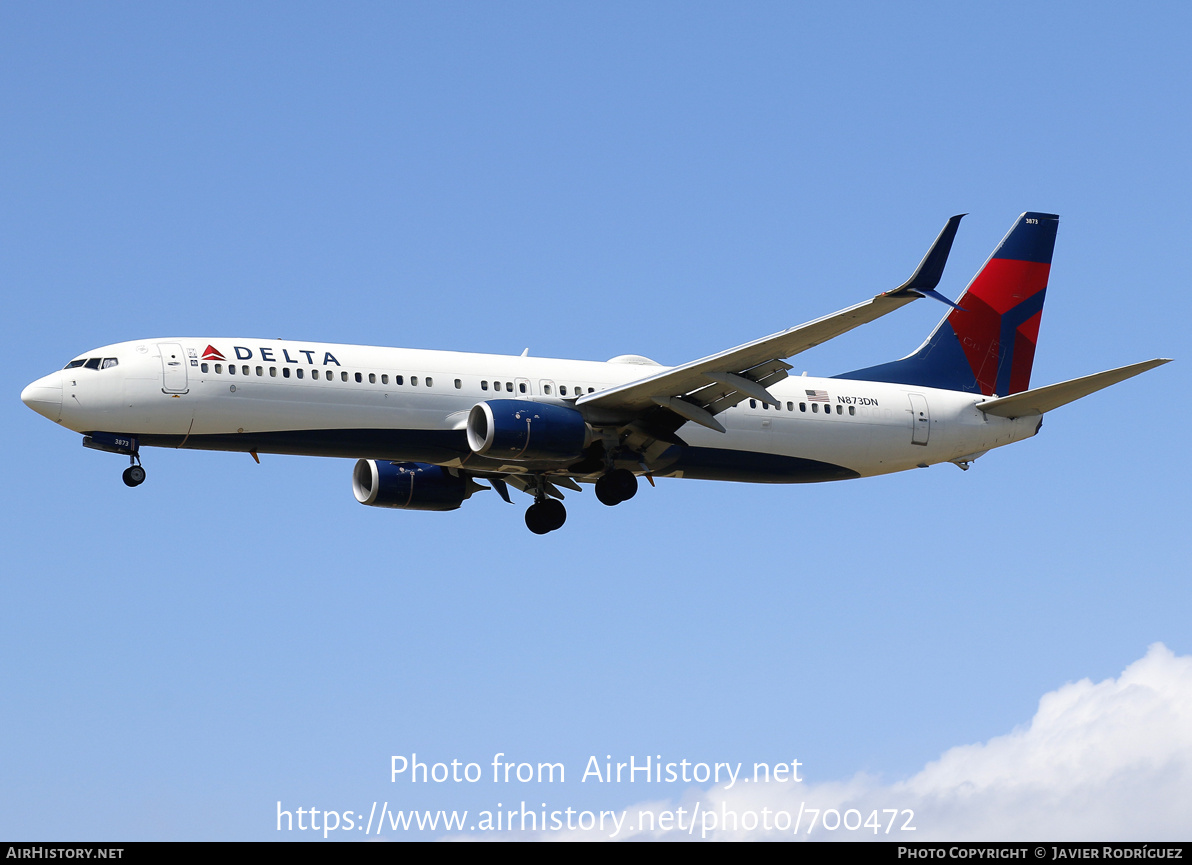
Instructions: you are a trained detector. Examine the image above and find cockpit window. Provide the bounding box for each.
[64,359,86,369]
[83,358,102,370]
[101,358,119,369]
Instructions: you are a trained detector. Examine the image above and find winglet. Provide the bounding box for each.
[888,214,966,305]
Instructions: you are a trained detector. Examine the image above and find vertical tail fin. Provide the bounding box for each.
[838,212,1059,395]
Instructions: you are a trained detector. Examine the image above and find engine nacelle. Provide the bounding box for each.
[352,460,473,511]
[466,399,589,462]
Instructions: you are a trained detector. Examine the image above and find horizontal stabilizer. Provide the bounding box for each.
[976,359,1171,418]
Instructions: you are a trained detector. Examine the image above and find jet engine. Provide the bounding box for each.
[352,460,479,511]
[465,399,590,462]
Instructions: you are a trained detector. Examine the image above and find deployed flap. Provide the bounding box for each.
[577,215,964,424]
[976,359,1171,418]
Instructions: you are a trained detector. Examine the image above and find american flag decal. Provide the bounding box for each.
[805,389,829,402]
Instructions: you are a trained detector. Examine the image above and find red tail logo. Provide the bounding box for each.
[201,345,226,361]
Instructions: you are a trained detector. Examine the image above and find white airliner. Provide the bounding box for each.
[21,213,1169,533]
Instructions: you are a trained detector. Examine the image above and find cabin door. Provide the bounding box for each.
[908,393,930,445]
[158,343,189,393]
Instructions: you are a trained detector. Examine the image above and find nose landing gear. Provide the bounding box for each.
[82,433,146,487]
[122,457,146,487]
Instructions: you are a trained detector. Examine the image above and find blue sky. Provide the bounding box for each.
[2,2,1189,840]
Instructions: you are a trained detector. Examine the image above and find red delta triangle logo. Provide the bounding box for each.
[202,345,226,361]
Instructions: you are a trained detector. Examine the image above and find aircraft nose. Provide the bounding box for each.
[21,373,63,422]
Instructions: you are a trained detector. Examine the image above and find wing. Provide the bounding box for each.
[576,214,966,437]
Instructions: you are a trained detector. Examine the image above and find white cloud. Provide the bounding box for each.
[515,643,1192,841]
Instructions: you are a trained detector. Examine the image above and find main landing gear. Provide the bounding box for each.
[594,468,637,506]
[520,466,641,534]
[525,497,566,534]
[523,474,567,534]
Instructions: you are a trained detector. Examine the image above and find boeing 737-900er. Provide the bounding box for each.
[21,212,1170,533]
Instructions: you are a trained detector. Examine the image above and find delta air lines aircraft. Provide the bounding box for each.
[21,213,1169,533]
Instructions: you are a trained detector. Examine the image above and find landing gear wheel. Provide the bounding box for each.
[525,499,567,534]
[595,475,621,506]
[525,505,550,534]
[122,465,146,487]
[610,468,637,501]
[595,469,637,505]
[540,498,566,531]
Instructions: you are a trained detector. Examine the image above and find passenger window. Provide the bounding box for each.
[282,367,290,378]
[256,366,263,376]
[799,402,806,412]
[411,376,418,386]
[518,382,526,394]
[507,382,514,392]
[426,377,433,387]
[762,401,769,410]
[454,379,461,389]
[749,399,757,408]
[395,375,404,385]
[787,401,793,411]
[311,369,319,380]
[228,365,236,375]
[543,385,552,395]
[587,387,594,394]
[836,405,843,415]
[812,403,818,413]
[341,371,348,382]
[201,363,209,373]
[296,368,303,380]
[242,365,250,375]
[560,385,567,396]
[270,367,277,377]
[381,374,388,384]
[848,405,855,416]
[481,380,489,391]
[215,364,222,374]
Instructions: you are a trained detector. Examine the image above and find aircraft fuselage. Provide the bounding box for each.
[23,337,1038,483]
